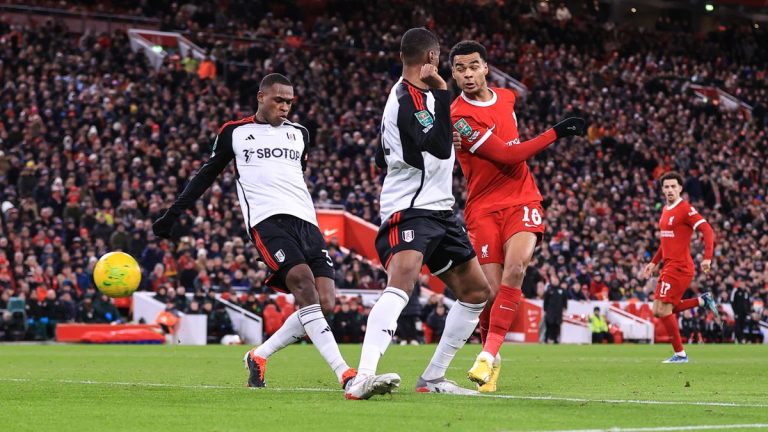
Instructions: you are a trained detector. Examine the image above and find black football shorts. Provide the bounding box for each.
[375,208,476,275]
[250,214,335,292]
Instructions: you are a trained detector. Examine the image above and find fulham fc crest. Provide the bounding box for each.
[274,249,286,263]
[402,230,414,243]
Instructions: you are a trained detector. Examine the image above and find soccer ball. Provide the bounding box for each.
[93,252,142,298]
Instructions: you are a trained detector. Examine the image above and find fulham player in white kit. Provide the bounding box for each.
[153,74,357,390]
[345,28,490,400]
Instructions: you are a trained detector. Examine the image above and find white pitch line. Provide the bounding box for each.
[538,424,768,432]
[1,378,766,409]
[477,393,768,408]
[0,377,241,390]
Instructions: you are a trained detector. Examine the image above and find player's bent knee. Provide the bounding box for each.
[462,290,489,305]
[285,272,319,307]
[460,281,491,304]
[653,304,673,318]
[502,262,528,283]
[386,259,421,288]
[292,283,320,308]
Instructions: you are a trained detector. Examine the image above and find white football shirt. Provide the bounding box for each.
[170,116,317,232]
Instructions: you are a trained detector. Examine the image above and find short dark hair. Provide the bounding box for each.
[449,40,487,65]
[659,171,684,187]
[400,27,439,65]
[259,73,292,91]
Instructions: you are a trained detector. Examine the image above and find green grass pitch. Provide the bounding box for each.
[1,343,766,431]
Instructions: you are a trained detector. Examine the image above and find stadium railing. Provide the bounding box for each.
[215,296,263,345]
[128,28,211,70]
[132,291,263,345]
[133,292,207,345]
[0,3,160,33]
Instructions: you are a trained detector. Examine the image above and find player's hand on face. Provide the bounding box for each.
[701,259,712,274]
[420,64,447,90]
[452,132,462,151]
[552,117,586,138]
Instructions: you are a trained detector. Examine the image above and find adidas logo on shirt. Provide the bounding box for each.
[245,134,255,141]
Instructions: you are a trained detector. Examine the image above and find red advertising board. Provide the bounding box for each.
[510,301,542,343]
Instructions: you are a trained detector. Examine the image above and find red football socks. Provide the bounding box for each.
[483,285,522,357]
[673,298,700,313]
[659,313,684,353]
[478,306,491,345]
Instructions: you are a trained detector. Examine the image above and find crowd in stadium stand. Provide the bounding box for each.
[0,1,766,342]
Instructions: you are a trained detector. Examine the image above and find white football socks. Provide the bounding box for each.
[252,310,305,359]
[422,300,486,381]
[298,304,349,382]
[356,287,409,378]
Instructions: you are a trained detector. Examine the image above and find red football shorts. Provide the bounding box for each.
[467,202,545,265]
[654,270,694,305]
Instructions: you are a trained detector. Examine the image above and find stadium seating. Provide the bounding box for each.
[638,304,655,322]
[280,302,296,322]
[625,303,639,318]
[262,304,284,336]
[0,1,765,343]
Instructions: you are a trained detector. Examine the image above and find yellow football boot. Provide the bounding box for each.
[467,352,495,385]
[478,357,501,393]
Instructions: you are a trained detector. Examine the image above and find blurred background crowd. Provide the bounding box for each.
[0,0,766,342]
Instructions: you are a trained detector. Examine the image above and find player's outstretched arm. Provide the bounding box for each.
[153,129,235,238]
[551,117,586,138]
[471,128,557,164]
[458,117,585,166]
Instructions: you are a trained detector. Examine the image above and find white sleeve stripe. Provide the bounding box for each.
[468,126,495,153]
[693,219,706,230]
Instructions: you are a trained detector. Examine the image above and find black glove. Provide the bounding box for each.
[152,208,180,239]
[552,117,586,138]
